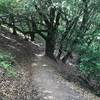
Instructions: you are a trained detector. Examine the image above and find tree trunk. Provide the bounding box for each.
[57,49,62,60]
[62,51,72,63]
[13,26,17,35]
[45,30,56,60]
[10,15,17,35]
[30,32,35,41]
[45,38,55,59]
[31,17,37,41]
[57,42,63,60]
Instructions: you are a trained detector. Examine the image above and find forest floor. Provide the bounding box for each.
[0,30,99,100]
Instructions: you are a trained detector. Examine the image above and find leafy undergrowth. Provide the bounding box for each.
[0,51,16,77]
[77,43,100,96]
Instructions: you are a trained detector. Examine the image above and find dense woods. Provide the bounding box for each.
[0,0,100,96]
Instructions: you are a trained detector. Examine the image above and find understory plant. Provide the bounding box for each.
[0,52,16,77]
[77,41,100,94]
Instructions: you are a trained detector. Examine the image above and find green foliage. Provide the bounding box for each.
[78,37,100,82]
[80,49,100,76]
[0,52,16,77]
[0,0,18,14]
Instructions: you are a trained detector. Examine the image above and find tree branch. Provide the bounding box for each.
[35,5,50,27]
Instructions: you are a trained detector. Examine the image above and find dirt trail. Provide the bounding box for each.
[29,54,100,100]
[0,31,99,100]
[30,55,87,100]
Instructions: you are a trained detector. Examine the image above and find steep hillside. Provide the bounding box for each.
[0,31,99,100]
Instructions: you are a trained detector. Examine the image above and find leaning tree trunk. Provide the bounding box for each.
[57,43,63,60]
[62,51,72,63]
[10,15,17,35]
[57,49,62,60]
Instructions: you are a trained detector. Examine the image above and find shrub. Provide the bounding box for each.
[78,43,100,94]
[0,52,16,77]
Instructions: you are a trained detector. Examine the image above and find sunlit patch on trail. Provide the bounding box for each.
[35,53,44,57]
[43,96,54,100]
[42,64,48,67]
[43,90,52,93]
[32,63,38,66]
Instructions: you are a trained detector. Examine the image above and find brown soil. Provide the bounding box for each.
[0,30,99,100]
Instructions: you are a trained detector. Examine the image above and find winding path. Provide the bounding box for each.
[30,55,88,100]
[0,30,98,100]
